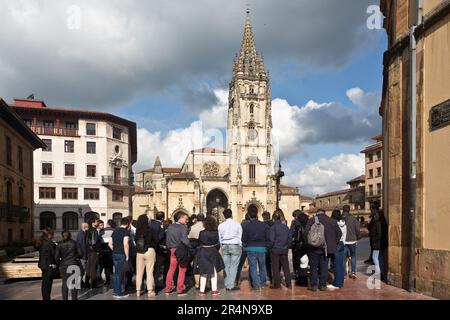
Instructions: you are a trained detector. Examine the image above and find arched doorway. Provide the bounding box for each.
[40,212,56,230]
[206,189,228,224]
[84,211,99,223]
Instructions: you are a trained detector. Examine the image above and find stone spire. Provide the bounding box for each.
[154,156,162,174]
[233,10,267,79]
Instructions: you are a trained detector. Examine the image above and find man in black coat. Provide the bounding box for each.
[289,210,302,275]
[305,209,342,291]
[149,211,166,290]
[85,218,102,289]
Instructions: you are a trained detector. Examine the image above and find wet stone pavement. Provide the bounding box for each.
[0,238,434,300]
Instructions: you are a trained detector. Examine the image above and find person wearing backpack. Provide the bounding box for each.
[164,211,192,296]
[305,209,342,291]
[135,214,158,297]
[195,215,225,297]
[269,210,292,289]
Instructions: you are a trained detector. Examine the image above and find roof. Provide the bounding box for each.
[280,185,299,196]
[346,175,366,184]
[315,188,350,199]
[299,194,314,201]
[361,142,382,154]
[168,172,196,180]
[191,147,227,154]
[0,98,46,149]
[139,167,182,174]
[11,99,137,164]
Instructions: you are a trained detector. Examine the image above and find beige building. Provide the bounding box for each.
[0,98,46,246]
[133,13,301,224]
[361,135,383,213]
[380,0,450,299]
[311,175,366,218]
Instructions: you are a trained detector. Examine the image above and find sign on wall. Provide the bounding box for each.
[430,99,450,131]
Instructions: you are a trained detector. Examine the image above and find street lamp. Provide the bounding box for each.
[274,161,284,210]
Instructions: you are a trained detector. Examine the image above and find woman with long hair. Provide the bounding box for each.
[55,230,83,300]
[328,209,346,290]
[369,209,388,280]
[37,227,56,300]
[135,214,157,297]
[195,215,225,297]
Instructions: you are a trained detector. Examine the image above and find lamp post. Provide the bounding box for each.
[274,161,284,210]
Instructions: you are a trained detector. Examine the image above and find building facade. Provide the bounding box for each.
[0,98,45,246]
[361,134,383,212]
[133,13,301,225]
[11,98,137,239]
[380,0,450,299]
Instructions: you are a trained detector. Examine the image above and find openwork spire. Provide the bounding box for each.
[233,10,267,79]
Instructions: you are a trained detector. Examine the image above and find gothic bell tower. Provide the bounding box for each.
[227,10,274,196]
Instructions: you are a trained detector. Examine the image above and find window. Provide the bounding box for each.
[368,153,374,163]
[18,146,23,173]
[6,136,12,165]
[65,140,74,153]
[86,123,96,135]
[6,181,12,207]
[40,212,56,230]
[84,188,100,200]
[368,185,374,196]
[377,150,382,160]
[62,188,78,200]
[250,104,254,114]
[19,187,24,208]
[368,169,373,179]
[39,187,56,199]
[65,122,76,129]
[377,167,382,177]
[249,164,256,183]
[87,165,97,177]
[377,183,382,195]
[42,139,52,152]
[87,142,96,154]
[43,120,54,128]
[338,197,342,204]
[64,164,75,177]
[113,127,122,140]
[63,212,79,231]
[249,86,255,94]
[20,229,24,241]
[42,163,53,176]
[112,190,124,202]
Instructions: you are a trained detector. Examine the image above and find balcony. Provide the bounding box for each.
[366,190,382,198]
[30,126,79,137]
[101,176,133,187]
[0,203,31,222]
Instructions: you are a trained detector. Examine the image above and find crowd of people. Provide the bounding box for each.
[36,201,388,300]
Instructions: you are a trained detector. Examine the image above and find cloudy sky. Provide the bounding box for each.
[0,0,386,196]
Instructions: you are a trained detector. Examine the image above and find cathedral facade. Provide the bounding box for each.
[133,13,303,223]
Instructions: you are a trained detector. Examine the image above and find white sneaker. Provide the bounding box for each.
[327,284,340,290]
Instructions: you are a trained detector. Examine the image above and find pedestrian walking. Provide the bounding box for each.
[37,228,57,300]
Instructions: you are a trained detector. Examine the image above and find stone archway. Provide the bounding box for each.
[206,189,228,224]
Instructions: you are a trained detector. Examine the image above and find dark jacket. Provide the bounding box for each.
[305,213,342,255]
[85,226,101,253]
[135,227,157,253]
[343,212,361,242]
[76,231,87,260]
[166,223,191,249]
[55,239,83,272]
[195,230,225,275]
[269,221,292,255]
[38,239,56,271]
[369,216,388,250]
[242,219,270,248]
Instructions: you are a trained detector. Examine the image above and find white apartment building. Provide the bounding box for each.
[11,98,137,238]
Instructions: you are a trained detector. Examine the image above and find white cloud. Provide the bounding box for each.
[346,87,380,112]
[198,89,228,129]
[287,153,365,196]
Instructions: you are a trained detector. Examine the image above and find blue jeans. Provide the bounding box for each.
[372,250,385,276]
[222,245,242,289]
[345,243,357,273]
[112,253,125,296]
[247,251,267,289]
[308,250,328,288]
[332,242,346,288]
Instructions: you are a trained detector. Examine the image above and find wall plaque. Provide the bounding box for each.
[430,99,450,131]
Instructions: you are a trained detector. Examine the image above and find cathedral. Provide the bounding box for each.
[133,12,307,223]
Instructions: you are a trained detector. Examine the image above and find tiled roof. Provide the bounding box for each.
[315,188,350,199]
[346,175,366,184]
